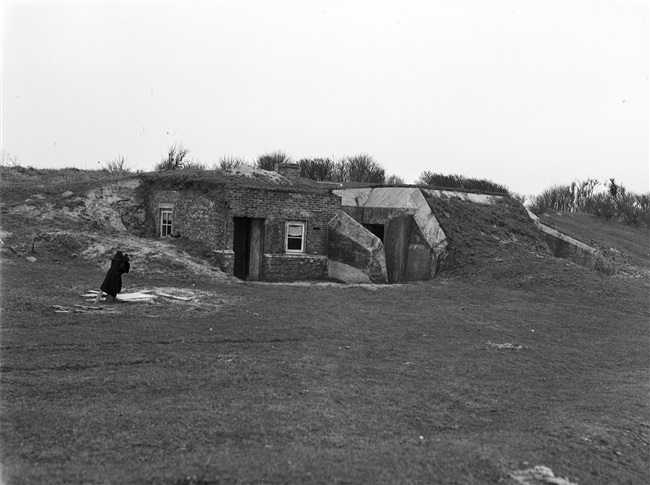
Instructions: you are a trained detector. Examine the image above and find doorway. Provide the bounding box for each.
[363,223,385,242]
[233,217,265,280]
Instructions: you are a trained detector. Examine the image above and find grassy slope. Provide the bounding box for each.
[1,169,649,484]
[539,211,650,271]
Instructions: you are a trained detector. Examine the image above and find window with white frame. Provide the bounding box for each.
[160,209,173,237]
[285,221,305,253]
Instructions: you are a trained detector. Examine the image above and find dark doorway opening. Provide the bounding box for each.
[233,217,264,280]
[363,223,385,242]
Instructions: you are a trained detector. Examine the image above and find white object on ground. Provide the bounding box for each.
[511,466,578,485]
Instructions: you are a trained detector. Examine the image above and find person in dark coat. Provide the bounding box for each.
[96,251,130,303]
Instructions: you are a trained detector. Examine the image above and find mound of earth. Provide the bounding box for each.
[0,168,231,282]
[425,194,648,300]
[426,195,552,276]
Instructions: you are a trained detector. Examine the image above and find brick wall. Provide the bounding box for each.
[225,187,341,256]
[263,254,328,281]
[148,190,230,249]
[147,184,341,281]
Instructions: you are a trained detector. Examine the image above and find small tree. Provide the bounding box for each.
[344,154,385,183]
[332,159,348,182]
[155,143,190,171]
[255,150,292,171]
[104,154,131,173]
[299,158,336,181]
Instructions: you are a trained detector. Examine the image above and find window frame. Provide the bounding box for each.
[285,221,306,253]
[160,209,173,237]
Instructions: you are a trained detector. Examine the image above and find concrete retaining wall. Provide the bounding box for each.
[526,209,598,269]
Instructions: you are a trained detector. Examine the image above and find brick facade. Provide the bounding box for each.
[263,254,329,282]
[146,182,341,281]
[224,187,340,256]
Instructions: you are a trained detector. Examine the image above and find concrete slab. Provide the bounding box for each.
[411,189,448,257]
[422,189,503,205]
[364,187,422,209]
[333,188,373,207]
[414,203,448,256]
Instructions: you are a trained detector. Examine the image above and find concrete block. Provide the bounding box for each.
[328,260,373,284]
[422,189,503,205]
[328,211,388,284]
[333,188,373,207]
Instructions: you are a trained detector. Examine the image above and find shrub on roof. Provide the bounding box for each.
[298,158,336,181]
[385,174,405,186]
[343,154,386,184]
[155,143,190,171]
[417,171,510,195]
[255,151,292,171]
[104,154,132,174]
[215,156,248,171]
[296,154,386,184]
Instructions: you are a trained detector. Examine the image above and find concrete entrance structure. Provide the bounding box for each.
[330,187,448,283]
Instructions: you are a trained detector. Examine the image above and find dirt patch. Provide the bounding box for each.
[84,178,145,233]
[2,229,232,283]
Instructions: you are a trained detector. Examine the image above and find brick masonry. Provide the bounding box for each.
[263,254,329,282]
[146,184,341,281]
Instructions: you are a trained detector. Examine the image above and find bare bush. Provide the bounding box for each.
[215,156,248,171]
[155,143,190,171]
[530,177,649,226]
[1,150,20,167]
[104,154,132,173]
[528,184,574,214]
[181,159,208,170]
[572,178,600,211]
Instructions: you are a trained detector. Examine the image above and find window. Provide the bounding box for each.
[160,209,173,237]
[285,221,305,253]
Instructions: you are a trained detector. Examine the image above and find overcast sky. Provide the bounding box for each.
[2,1,648,195]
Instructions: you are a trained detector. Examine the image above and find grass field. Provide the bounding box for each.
[1,168,649,484]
